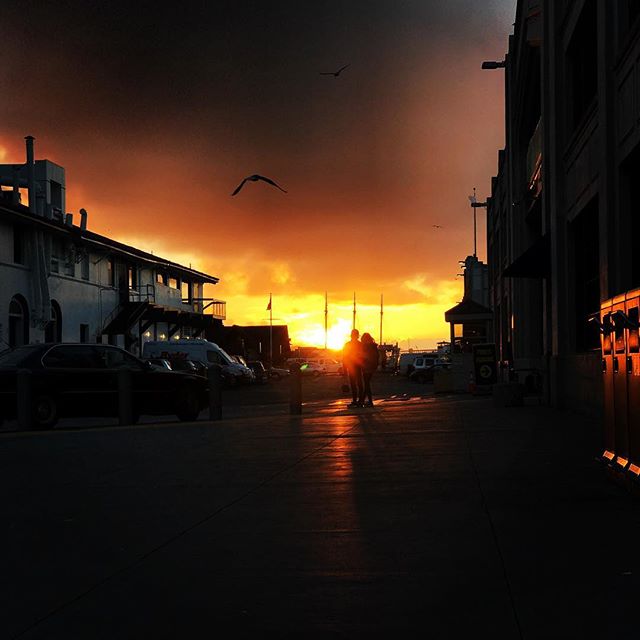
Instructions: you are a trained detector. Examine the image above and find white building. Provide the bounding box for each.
[0,136,225,354]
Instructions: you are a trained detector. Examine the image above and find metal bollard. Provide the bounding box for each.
[118,368,133,426]
[289,362,302,415]
[17,369,32,430]
[208,365,223,421]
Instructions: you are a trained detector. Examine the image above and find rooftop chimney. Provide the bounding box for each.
[24,135,36,214]
[79,208,88,231]
[64,213,73,226]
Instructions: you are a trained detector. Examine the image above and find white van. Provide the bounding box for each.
[142,339,253,384]
[398,352,426,375]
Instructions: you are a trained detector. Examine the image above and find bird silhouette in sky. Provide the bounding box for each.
[320,64,350,77]
[231,174,288,196]
[432,224,443,229]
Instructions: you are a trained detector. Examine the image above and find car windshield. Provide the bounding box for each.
[0,345,41,367]
[216,347,236,365]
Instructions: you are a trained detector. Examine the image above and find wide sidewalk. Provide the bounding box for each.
[2,393,638,638]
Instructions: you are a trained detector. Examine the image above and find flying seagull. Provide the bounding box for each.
[231,174,287,196]
[432,224,443,229]
[320,64,350,77]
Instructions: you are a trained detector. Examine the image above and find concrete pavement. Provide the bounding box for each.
[2,390,638,638]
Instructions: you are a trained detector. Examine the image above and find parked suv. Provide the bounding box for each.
[0,343,208,428]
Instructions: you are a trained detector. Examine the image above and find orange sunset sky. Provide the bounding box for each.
[0,1,516,349]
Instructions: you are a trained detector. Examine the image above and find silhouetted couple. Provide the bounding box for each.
[342,329,379,408]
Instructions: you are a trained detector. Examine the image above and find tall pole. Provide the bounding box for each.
[473,187,477,258]
[352,292,356,331]
[269,292,273,367]
[379,293,383,345]
[324,291,328,351]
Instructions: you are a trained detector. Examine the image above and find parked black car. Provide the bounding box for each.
[0,343,208,428]
[247,360,268,384]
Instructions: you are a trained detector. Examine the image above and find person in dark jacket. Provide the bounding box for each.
[360,332,379,407]
[342,329,364,407]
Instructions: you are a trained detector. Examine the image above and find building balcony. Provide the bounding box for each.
[188,298,226,320]
[129,284,225,320]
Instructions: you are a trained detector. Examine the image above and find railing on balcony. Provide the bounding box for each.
[526,118,543,198]
[186,298,226,320]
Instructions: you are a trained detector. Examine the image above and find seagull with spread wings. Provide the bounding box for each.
[320,64,350,77]
[231,174,288,196]
[432,224,443,229]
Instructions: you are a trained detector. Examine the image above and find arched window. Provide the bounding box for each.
[45,300,62,343]
[9,295,29,348]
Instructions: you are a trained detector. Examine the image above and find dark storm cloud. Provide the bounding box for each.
[0,1,510,138]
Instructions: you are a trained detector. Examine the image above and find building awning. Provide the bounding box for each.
[445,297,493,324]
[503,234,550,278]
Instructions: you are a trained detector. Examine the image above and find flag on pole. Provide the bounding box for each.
[266,295,272,311]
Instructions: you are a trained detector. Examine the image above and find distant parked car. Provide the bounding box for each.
[300,362,323,377]
[409,363,450,384]
[0,343,208,428]
[247,360,268,384]
[268,366,290,380]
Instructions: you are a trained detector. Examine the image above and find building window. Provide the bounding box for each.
[81,253,89,280]
[156,271,166,285]
[572,199,600,352]
[168,276,178,289]
[107,257,115,287]
[64,246,75,277]
[567,0,598,131]
[181,280,191,302]
[128,266,137,290]
[13,226,24,265]
[8,295,29,347]
[45,300,62,343]
[80,324,89,343]
[51,239,61,274]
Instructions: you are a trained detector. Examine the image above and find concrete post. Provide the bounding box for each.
[118,368,133,426]
[17,369,32,430]
[208,365,222,421]
[290,363,302,415]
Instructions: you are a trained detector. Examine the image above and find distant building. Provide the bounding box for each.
[445,255,492,353]
[486,1,640,409]
[209,324,291,365]
[0,137,225,354]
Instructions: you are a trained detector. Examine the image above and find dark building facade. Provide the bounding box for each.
[487,0,640,411]
[207,324,291,365]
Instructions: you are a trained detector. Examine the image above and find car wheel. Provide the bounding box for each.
[177,386,200,422]
[33,395,58,429]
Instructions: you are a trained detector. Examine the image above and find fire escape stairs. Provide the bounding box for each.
[102,300,151,336]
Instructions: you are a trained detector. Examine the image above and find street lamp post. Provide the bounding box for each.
[468,187,488,258]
